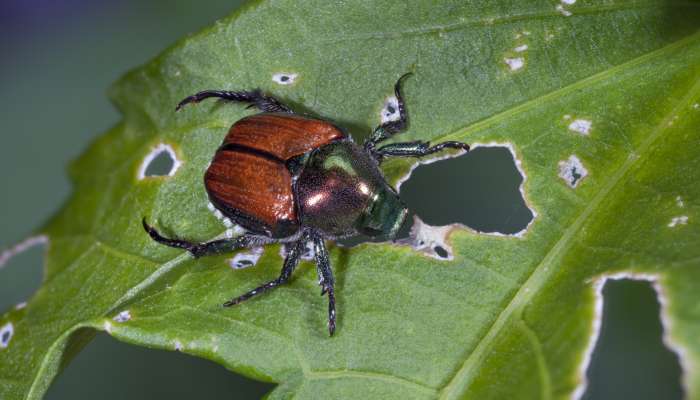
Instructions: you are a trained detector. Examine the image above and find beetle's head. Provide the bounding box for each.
[356,186,408,239]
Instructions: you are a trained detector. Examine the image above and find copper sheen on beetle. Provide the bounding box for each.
[142,74,470,336]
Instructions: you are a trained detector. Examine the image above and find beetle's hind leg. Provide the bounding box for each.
[365,73,412,150]
[175,89,293,113]
[142,218,257,258]
[223,238,306,307]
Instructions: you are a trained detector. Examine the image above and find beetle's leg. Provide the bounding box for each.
[364,73,412,151]
[142,218,258,258]
[312,234,336,336]
[223,239,306,307]
[175,89,293,113]
[374,140,470,163]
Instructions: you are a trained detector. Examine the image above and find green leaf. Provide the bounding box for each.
[2,1,700,398]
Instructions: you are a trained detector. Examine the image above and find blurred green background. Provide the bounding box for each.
[0,1,682,398]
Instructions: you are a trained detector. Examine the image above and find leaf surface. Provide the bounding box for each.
[1,1,700,399]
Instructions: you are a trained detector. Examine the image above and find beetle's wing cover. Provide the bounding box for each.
[224,113,345,160]
[205,150,299,237]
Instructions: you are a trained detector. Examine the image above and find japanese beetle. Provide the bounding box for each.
[143,74,469,335]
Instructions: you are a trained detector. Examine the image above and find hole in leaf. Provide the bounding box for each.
[47,333,273,399]
[138,144,181,179]
[272,72,298,85]
[228,247,264,270]
[398,145,534,235]
[380,96,400,123]
[279,242,315,261]
[582,279,682,400]
[433,245,449,259]
[0,323,13,348]
[0,236,47,310]
[559,154,588,188]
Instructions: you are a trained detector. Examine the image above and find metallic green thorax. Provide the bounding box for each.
[296,141,407,238]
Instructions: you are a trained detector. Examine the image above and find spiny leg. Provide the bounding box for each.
[175,89,293,113]
[374,140,470,163]
[312,235,336,336]
[223,239,306,307]
[142,218,257,258]
[365,72,412,150]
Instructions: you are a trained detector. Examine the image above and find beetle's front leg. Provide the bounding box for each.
[142,218,257,258]
[364,73,412,150]
[175,89,293,113]
[374,140,469,163]
[312,235,336,336]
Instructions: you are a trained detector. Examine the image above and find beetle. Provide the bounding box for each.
[142,74,469,335]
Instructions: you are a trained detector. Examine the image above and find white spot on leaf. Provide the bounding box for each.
[103,321,113,334]
[380,95,400,124]
[229,247,264,270]
[208,203,246,237]
[0,235,48,270]
[400,216,454,260]
[561,0,576,4]
[0,322,14,349]
[138,143,181,179]
[279,241,315,261]
[668,216,688,227]
[559,155,588,188]
[272,72,298,85]
[514,44,528,52]
[556,4,572,16]
[676,196,684,208]
[504,57,525,71]
[113,310,131,323]
[568,119,592,135]
[15,302,27,310]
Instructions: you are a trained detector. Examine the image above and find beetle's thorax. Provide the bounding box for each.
[295,141,407,238]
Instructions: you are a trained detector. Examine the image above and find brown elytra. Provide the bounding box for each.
[205,113,345,238]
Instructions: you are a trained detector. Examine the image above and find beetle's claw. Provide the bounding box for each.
[397,71,413,84]
[175,97,197,111]
[222,299,237,307]
[142,217,158,238]
[223,294,246,307]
